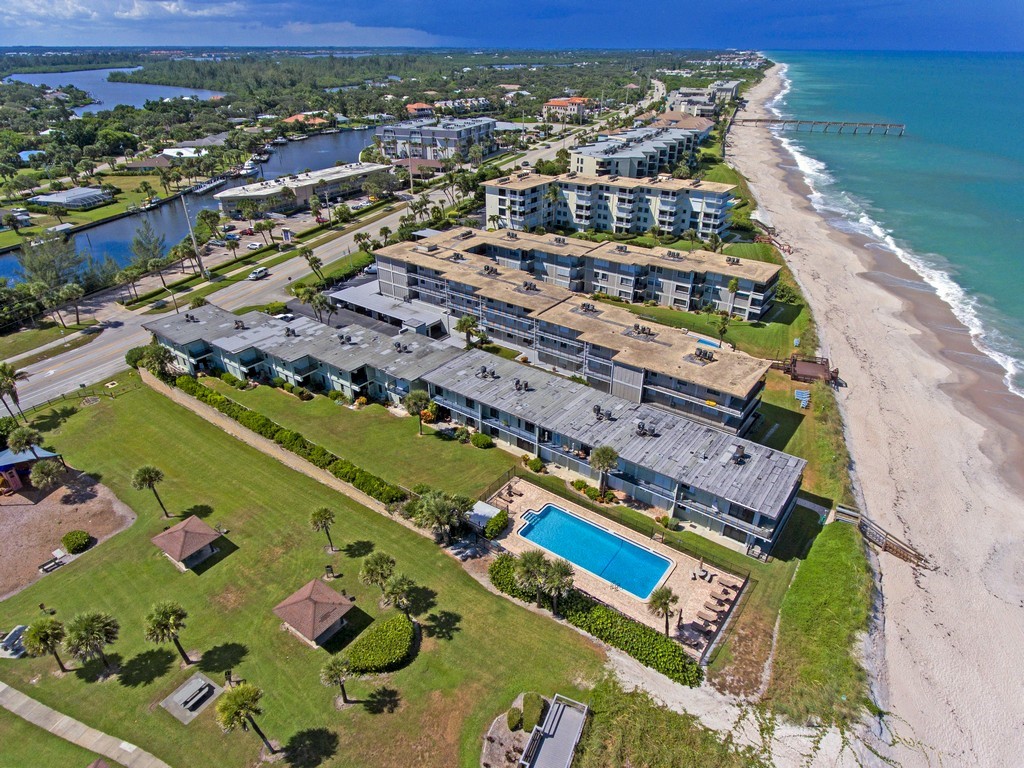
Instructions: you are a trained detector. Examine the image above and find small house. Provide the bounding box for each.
[152,516,221,572]
[273,580,354,648]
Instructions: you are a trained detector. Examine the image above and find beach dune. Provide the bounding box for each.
[729,65,1024,767]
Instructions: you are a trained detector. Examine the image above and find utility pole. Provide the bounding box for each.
[180,194,207,277]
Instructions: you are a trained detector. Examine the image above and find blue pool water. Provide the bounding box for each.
[519,504,671,600]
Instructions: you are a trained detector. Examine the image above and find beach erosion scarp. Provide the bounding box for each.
[729,64,1024,767]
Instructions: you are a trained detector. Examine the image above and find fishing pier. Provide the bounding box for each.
[732,118,906,136]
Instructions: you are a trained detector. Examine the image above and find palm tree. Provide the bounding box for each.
[648,586,679,637]
[403,389,431,436]
[359,551,396,594]
[138,180,156,201]
[144,601,191,664]
[0,362,29,422]
[716,315,730,343]
[309,506,337,552]
[310,293,331,323]
[299,246,323,279]
[8,426,42,459]
[487,214,501,230]
[225,239,239,259]
[383,574,416,616]
[131,465,168,516]
[30,459,64,491]
[50,205,67,225]
[60,283,85,324]
[216,683,274,754]
[378,226,393,245]
[589,445,619,493]
[454,314,478,349]
[684,228,699,249]
[353,232,371,252]
[320,655,352,704]
[726,277,740,316]
[309,194,322,220]
[707,232,722,253]
[23,617,67,673]
[542,559,574,617]
[413,490,467,544]
[515,550,549,607]
[66,612,120,670]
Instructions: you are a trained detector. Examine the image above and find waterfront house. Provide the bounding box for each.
[213,163,390,216]
[29,187,112,210]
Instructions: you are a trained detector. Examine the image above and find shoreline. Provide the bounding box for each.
[730,64,1024,766]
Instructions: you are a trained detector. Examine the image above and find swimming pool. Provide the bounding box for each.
[519,504,672,600]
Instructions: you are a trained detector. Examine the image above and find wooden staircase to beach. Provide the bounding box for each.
[835,506,928,567]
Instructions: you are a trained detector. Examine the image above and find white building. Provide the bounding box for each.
[375,117,497,162]
[570,126,698,178]
[214,163,390,215]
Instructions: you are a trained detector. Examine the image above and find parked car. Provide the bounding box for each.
[273,313,295,322]
[240,228,255,236]
[246,242,261,250]
[364,264,378,275]
[225,234,240,241]
[220,224,236,232]
[209,238,226,247]
[248,267,269,280]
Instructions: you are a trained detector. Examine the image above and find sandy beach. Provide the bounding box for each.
[728,65,1024,766]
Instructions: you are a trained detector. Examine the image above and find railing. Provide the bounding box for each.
[677,498,775,540]
[26,380,143,415]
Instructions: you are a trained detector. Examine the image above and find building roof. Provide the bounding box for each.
[125,155,174,169]
[151,516,220,562]
[485,171,735,196]
[423,350,804,518]
[649,113,716,133]
[273,580,354,642]
[0,446,60,470]
[571,126,697,162]
[142,303,247,347]
[544,97,589,107]
[213,163,390,201]
[29,187,109,206]
[587,240,779,284]
[283,114,328,125]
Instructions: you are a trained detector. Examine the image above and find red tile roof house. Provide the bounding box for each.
[283,113,329,126]
[405,102,435,118]
[273,580,355,648]
[151,516,222,572]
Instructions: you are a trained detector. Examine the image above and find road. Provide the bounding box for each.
[16,102,644,411]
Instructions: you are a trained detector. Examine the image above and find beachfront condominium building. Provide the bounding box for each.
[372,230,774,433]
[484,172,736,239]
[375,117,497,162]
[214,163,390,216]
[569,126,698,178]
[422,349,804,555]
[542,97,590,122]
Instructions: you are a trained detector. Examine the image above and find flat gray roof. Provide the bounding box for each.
[520,696,588,768]
[329,281,447,332]
[423,350,804,518]
[142,304,245,347]
[572,126,697,161]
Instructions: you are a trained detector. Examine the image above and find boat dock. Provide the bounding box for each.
[732,118,905,136]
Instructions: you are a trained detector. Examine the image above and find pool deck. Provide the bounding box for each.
[489,478,745,657]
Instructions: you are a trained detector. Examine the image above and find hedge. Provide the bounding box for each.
[488,554,702,687]
[507,706,523,731]
[61,530,90,554]
[483,509,509,539]
[470,432,494,449]
[522,692,545,731]
[346,613,415,673]
[174,375,407,504]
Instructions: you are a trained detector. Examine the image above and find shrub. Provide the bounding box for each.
[571,479,588,492]
[283,382,294,393]
[125,346,148,369]
[271,377,286,389]
[483,509,510,539]
[61,530,90,554]
[527,457,544,473]
[326,389,348,402]
[411,483,432,495]
[355,396,368,406]
[346,613,415,673]
[264,301,288,315]
[584,486,601,501]
[293,386,312,401]
[522,692,545,731]
[470,432,494,449]
[0,416,19,449]
[454,426,471,443]
[506,706,523,732]
[220,372,244,389]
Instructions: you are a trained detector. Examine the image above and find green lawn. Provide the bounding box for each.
[0,320,98,362]
[203,380,516,498]
[0,384,603,768]
[0,708,105,767]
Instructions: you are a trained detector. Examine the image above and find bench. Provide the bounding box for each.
[38,558,64,573]
[173,678,213,711]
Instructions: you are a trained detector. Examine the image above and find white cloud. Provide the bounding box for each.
[278,20,448,46]
[114,0,245,19]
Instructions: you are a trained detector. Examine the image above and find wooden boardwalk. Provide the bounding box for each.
[733,118,905,136]
[835,506,928,567]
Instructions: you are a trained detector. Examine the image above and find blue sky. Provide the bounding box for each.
[1,0,1022,50]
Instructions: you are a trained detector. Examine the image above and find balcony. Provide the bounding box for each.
[677,498,775,540]
[612,473,677,504]
[483,417,537,443]
[433,395,479,420]
[643,382,744,417]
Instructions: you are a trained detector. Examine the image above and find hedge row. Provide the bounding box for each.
[175,375,407,504]
[488,554,702,687]
[347,613,415,673]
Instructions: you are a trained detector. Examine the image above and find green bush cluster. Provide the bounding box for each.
[527,457,545,473]
[507,706,523,732]
[488,554,702,687]
[522,692,545,731]
[470,432,494,449]
[454,426,471,443]
[174,375,407,505]
[60,530,90,554]
[483,509,509,540]
[346,613,415,673]
[220,372,245,389]
[270,376,286,389]
[0,416,19,449]
[326,389,350,404]
[124,346,148,369]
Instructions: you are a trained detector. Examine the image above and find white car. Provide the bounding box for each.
[364,264,378,275]
[247,242,261,250]
[273,313,295,322]
[248,267,268,280]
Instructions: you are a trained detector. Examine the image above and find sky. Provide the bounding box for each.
[1,0,1022,50]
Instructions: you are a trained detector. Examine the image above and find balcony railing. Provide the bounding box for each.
[677,498,774,539]
[433,395,479,419]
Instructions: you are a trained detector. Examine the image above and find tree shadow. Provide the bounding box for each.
[320,607,373,653]
[343,540,374,558]
[182,503,213,519]
[198,642,248,675]
[118,648,174,688]
[405,585,437,617]
[191,538,238,575]
[30,405,78,432]
[422,610,461,641]
[74,653,123,683]
[282,727,339,768]
[59,472,100,505]
[362,686,401,715]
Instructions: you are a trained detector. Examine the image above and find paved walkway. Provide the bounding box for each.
[0,680,172,768]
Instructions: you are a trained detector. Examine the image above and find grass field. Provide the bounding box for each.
[0,707,105,767]
[0,384,604,768]
[203,379,517,498]
[0,320,98,362]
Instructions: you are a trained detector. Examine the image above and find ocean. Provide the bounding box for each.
[766,51,1024,398]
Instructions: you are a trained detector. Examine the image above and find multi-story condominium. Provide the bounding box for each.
[371,231,773,433]
[569,126,698,178]
[422,349,805,555]
[709,80,742,101]
[542,97,590,122]
[142,305,804,556]
[214,163,390,216]
[375,117,497,162]
[484,171,736,238]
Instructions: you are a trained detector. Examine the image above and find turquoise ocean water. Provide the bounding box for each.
[766,51,1024,397]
